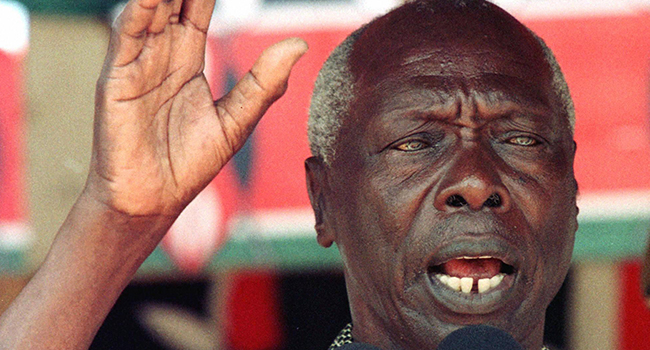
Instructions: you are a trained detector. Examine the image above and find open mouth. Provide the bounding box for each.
[428,257,516,294]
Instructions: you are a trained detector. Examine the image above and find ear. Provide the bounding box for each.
[305,156,335,248]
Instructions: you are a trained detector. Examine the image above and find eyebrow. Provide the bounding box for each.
[377,87,552,118]
[476,90,548,112]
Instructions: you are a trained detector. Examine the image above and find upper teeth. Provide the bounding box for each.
[436,273,505,294]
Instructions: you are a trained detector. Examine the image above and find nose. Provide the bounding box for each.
[434,146,511,213]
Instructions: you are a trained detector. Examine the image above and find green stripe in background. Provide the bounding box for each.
[0,249,28,274]
[573,218,650,261]
[136,217,650,275]
[1,217,647,275]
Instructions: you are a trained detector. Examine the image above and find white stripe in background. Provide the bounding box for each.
[0,1,29,54]
[229,208,316,240]
[492,0,650,19]
[577,190,650,221]
[206,0,650,34]
[0,222,31,250]
[224,190,650,239]
[209,0,401,34]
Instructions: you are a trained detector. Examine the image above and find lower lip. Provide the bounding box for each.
[426,272,518,315]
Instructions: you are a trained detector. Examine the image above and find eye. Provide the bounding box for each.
[386,131,445,154]
[507,136,539,146]
[395,140,428,152]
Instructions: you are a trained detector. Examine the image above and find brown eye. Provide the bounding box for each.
[507,136,538,146]
[396,140,427,152]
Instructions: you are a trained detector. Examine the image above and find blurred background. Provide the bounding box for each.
[0,0,649,349]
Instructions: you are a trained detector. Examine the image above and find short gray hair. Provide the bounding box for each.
[307,27,365,166]
[307,2,575,166]
[532,31,576,133]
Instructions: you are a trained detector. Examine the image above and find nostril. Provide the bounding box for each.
[446,195,467,208]
[484,193,502,208]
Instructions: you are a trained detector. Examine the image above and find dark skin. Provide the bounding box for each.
[0,0,307,348]
[0,1,576,349]
[307,3,578,350]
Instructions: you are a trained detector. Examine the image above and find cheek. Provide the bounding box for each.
[334,167,427,290]
[363,163,441,251]
[540,197,577,258]
[512,172,577,270]
[506,166,577,280]
[330,169,397,267]
[508,151,576,225]
[535,206,576,307]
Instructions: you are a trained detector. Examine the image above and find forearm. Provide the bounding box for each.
[0,192,174,350]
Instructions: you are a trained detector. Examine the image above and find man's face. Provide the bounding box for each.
[307,4,578,350]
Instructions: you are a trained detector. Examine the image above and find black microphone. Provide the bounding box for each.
[336,343,382,350]
[437,325,524,350]
[335,324,523,350]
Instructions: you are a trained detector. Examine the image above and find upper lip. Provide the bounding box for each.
[426,236,520,272]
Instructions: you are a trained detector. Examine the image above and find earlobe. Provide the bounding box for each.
[305,156,335,248]
[572,140,577,155]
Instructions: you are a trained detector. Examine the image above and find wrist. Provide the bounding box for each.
[51,189,178,281]
[82,165,189,220]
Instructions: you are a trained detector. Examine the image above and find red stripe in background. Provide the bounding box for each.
[525,14,650,193]
[225,270,285,350]
[620,260,650,350]
[228,28,359,212]
[0,50,27,223]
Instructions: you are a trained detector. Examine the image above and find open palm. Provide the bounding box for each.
[89,0,307,218]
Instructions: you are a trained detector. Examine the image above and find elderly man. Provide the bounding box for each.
[0,0,578,349]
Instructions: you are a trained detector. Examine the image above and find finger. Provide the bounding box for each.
[114,0,164,37]
[149,0,181,33]
[180,0,217,33]
[216,38,309,145]
[248,38,309,103]
[108,0,168,67]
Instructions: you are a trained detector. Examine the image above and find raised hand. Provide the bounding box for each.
[89,0,307,219]
[0,1,306,348]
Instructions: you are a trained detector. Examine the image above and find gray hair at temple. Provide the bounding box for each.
[307,0,575,166]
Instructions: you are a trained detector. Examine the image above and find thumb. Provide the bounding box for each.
[215,37,309,148]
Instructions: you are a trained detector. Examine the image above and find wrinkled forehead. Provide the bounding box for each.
[348,1,554,107]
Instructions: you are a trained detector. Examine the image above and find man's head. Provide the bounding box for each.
[306,0,578,349]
